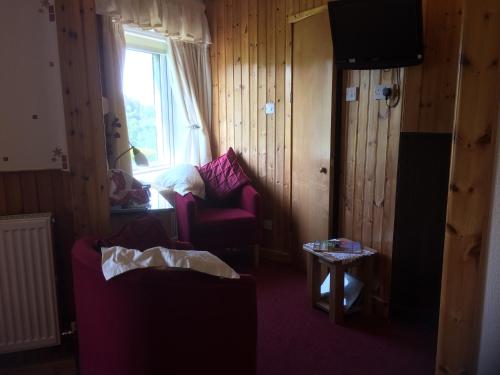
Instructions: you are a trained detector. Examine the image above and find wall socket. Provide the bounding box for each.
[374,84,398,100]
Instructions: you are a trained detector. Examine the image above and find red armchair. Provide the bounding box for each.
[72,215,257,375]
[175,184,262,264]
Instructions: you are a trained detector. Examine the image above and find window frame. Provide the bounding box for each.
[123,29,176,176]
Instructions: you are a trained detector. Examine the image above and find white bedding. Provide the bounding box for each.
[101,246,239,280]
[153,164,206,202]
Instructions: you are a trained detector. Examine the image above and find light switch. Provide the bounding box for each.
[346,87,358,102]
[265,102,275,114]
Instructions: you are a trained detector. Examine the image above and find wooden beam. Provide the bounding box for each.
[55,0,110,236]
[436,0,500,372]
[287,4,327,24]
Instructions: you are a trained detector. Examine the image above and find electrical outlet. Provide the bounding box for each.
[265,102,275,115]
[346,86,358,102]
[374,84,393,100]
[263,219,273,231]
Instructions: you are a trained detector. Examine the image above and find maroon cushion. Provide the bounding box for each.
[96,215,173,251]
[198,147,250,200]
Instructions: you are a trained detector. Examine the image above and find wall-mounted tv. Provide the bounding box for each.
[328,0,424,69]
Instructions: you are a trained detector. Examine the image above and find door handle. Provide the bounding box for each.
[320,167,328,174]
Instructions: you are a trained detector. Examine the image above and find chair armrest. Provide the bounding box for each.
[175,193,198,242]
[173,240,194,250]
[239,184,261,220]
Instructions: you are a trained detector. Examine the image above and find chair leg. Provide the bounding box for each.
[253,245,260,268]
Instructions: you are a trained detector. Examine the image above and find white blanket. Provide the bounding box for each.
[101,246,240,281]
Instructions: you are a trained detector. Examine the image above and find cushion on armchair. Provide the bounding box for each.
[198,147,250,201]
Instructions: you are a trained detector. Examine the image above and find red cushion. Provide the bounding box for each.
[198,147,250,200]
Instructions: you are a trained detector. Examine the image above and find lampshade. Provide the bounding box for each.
[131,146,149,167]
[113,144,149,169]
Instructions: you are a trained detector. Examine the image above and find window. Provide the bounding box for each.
[122,30,182,182]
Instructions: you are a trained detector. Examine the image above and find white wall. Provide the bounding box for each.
[0,0,68,171]
[477,112,500,375]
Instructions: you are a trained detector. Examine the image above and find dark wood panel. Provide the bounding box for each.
[391,133,452,326]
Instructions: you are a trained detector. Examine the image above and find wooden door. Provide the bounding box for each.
[291,10,335,264]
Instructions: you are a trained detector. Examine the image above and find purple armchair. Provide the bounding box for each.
[175,184,262,264]
[72,215,257,375]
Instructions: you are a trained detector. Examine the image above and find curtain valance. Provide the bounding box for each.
[96,0,211,44]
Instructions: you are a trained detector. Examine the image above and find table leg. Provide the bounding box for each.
[361,256,374,316]
[329,264,344,324]
[307,253,321,307]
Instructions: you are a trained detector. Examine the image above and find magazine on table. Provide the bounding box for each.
[311,238,362,254]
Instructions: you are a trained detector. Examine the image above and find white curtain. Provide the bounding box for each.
[167,39,212,166]
[96,0,211,44]
[101,16,132,173]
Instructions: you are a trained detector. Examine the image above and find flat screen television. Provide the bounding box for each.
[328,0,424,69]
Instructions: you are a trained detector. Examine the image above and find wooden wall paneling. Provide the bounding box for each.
[371,69,391,252]
[20,172,39,213]
[0,174,6,215]
[249,0,258,175]
[241,0,250,165]
[418,0,461,134]
[4,173,23,215]
[352,70,370,242]
[79,0,110,230]
[283,0,295,253]
[341,70,360,240]
[207,0,220,157]
[265,0,276,248]
[225,0,235,151]
[401,0,462,133]
[206,0,402,264]
[50,169,76,323]
[35,171,55,213]
[233,0,242,152]
[401,65,423,133]
[361,71,381,246]
[378,69,404,311]
[217,0,227,154]
[274,0,286,248]
[337,67,403,312]
[436,0,500,372]
[55,0,110,236]
[257,0,267,192]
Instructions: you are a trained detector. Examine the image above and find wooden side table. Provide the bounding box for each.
[110,188,176,237]
[303,242,376,324]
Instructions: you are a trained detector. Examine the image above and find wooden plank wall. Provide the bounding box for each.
[207,0,330,258]
[54,0,110,237]
[340,69,403,311]
[402,0,462,133]
[0,170,76,326]
[436,0,500,372]
[206,0,404,305]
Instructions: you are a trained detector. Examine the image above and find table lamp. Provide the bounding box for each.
[113,144,149,169]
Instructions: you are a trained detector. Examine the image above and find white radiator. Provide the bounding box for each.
[0,213,60,353]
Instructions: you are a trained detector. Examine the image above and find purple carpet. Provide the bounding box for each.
[251,262,436,375]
